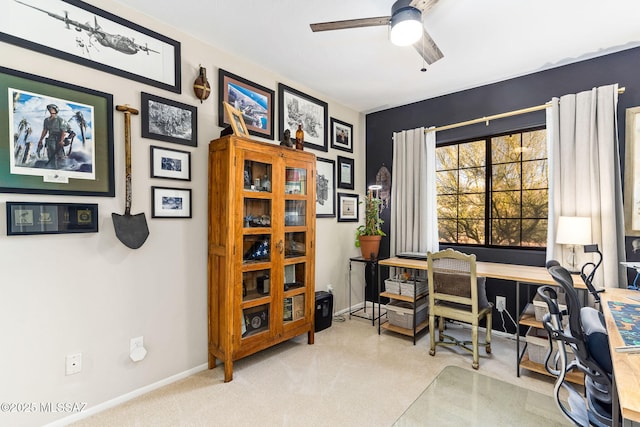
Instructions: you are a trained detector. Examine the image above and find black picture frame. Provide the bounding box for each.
[2,0,181,93]
[278,83,328,152]
[218,69,274,140]
[6,201,98,235]
[141,92,197,147]
[151,186,192,218]
[337,156,355,190]
[337,193,359,222]
[150,145,191,181]
[316,157,335,218]
[330,118,353,153]
[1,66,114,196]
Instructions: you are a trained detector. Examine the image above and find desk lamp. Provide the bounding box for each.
[556,216,592,272]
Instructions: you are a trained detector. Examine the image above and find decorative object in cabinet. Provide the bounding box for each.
[208,135,316,382]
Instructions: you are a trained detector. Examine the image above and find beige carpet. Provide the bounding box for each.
[71,315,570,426]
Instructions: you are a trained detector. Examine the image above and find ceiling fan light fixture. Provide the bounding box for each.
[389,1,422,46]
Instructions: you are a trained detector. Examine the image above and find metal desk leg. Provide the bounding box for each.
[516,280,521,377]
[370,261,375,326]
[348,259,352,320]
[378,261,381,335]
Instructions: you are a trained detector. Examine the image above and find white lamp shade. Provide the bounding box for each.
[390,9,423,46]
[556,216,592,245]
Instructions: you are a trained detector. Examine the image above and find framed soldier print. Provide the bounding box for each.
[0,66,114,196]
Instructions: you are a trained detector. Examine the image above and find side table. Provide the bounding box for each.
[349,256,384,325]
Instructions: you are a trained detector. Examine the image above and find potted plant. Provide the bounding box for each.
[355,190,386,259]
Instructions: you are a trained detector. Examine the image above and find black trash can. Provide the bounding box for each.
[315,291,333,332]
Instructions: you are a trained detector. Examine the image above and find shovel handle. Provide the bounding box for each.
[115,104,138,215]
[116,105,139,115]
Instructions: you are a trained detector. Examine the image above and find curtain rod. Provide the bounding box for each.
[425,86,625,134]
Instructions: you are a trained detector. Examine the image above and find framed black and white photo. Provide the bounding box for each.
[218,69,274,140]
[1,66,114,196]
[278,83,328,152]
[151,186,192,218]
[150,145,191,181]
[316,157,335,218]
[337,193,359,222]
[337,156,355,190]
[1,0,181,93]
[141,92,197,147]
[330,118,353,153]
[6,201,98,235]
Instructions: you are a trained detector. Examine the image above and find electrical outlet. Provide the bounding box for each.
[66,353,82,375]
[496,296,506,312]
[327,284,333,294]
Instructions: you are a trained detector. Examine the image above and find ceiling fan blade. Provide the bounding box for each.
[410,0,439,13]
[413,28,444,65]
[310,16,390,32]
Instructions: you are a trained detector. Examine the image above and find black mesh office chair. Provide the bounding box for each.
[580,244,605,306]
[537,263,614,427]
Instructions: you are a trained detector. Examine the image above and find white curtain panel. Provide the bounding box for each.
[390,127,439,256]
[546,84,626,287]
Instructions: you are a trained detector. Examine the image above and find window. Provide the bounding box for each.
[436,128,548,248]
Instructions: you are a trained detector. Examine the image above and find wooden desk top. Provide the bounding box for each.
[379,257,586,288]
[600,288,640,423]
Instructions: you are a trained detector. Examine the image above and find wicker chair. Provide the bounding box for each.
[427,248,493,369]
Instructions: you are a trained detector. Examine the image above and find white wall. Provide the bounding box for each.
[0,1,365,425]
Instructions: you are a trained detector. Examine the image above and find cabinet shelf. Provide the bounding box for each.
[519,353,585,385]
[379,291,428,303]
[381,319,429,337]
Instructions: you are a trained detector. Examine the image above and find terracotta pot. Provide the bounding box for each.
[358,235,382,260]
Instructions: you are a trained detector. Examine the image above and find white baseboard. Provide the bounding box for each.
[44,363,209,427]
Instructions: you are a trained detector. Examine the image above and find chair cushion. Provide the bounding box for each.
[433,272,490,309]
[581,307,612,375]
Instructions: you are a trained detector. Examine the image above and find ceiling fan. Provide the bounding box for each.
[309,0,444,66]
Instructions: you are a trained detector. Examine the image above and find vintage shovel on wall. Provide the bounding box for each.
[112,105,149,249]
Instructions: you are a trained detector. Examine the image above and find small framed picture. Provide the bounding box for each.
[223,101,249,137]
[330,118,353,153]
[6,201,98,235]
[337,156,355,190]
[151,186,192,218]
[150,145,191,181]
[141,92,197,147]
[337,193,359,222]
[316,157,335,218]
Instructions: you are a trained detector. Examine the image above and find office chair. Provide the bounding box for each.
[427,248,493,370]
[537,263,613,427]
[580,244,605,306]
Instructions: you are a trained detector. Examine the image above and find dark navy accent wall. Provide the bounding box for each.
[366,47,640,332]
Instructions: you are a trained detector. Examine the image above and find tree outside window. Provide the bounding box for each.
[436,128,547,248]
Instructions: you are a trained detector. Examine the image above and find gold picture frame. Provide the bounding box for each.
[223,101,249,137]
[624,106,640,235]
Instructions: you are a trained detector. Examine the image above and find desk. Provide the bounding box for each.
[600,288,640,426]
[378,257,586,378]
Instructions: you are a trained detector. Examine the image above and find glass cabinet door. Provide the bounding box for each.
[241,157,274,340]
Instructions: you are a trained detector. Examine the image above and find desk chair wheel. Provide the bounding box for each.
[472,362,479,370]
[485,344,491,354]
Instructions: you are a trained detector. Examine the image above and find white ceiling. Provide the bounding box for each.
[114,0,640,114]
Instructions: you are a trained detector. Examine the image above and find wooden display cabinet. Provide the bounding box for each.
[208,135,316,382]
